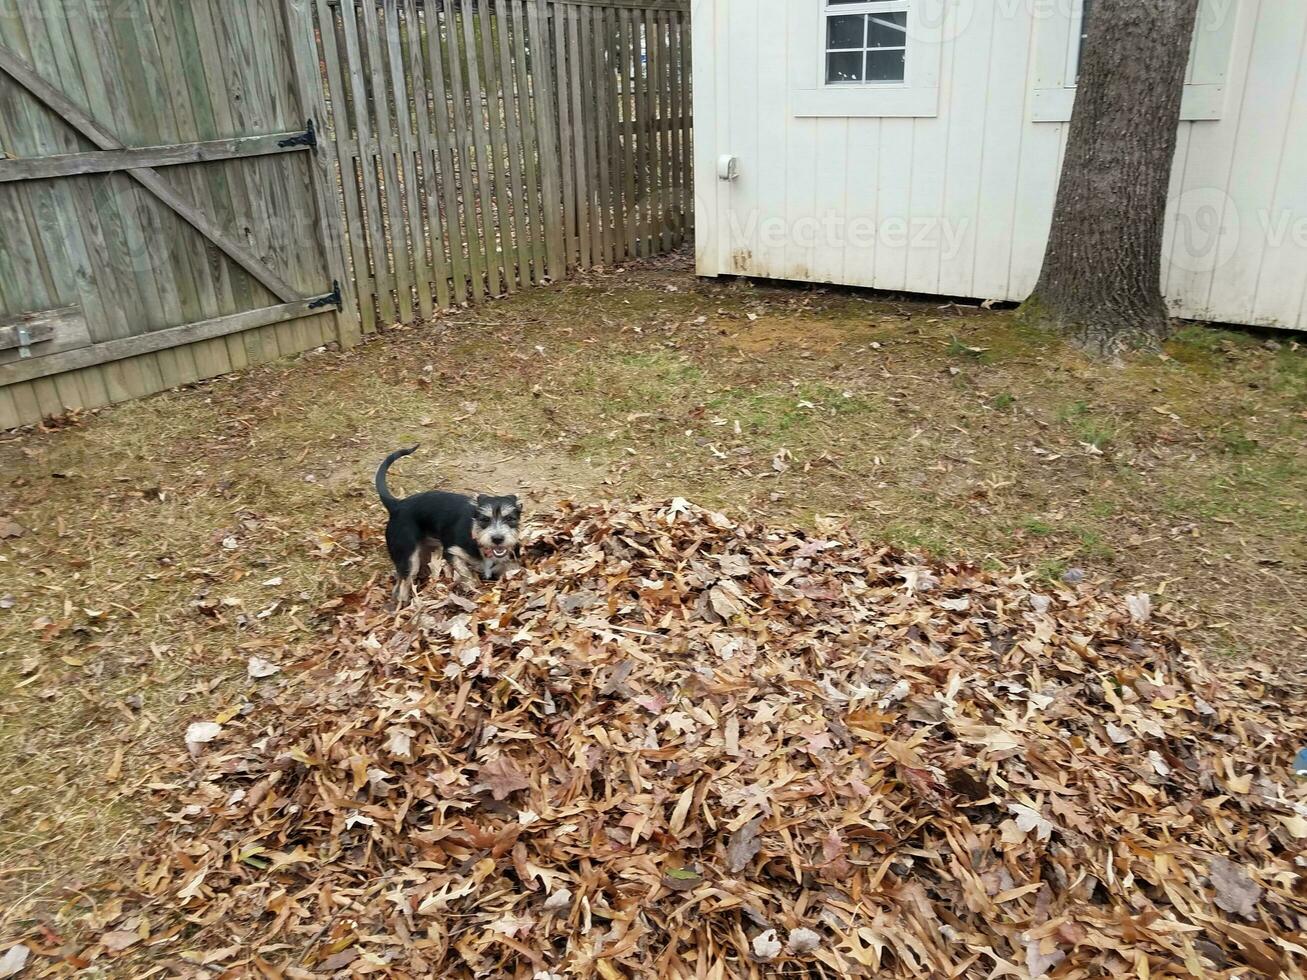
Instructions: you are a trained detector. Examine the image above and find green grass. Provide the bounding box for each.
[1075,528,1116,561]
[704,385,864,440]
[883,521,959,557]
[1022,517,1056,537]
[1035,558,1070,584]
[947,336,990,360]
[1085,498,1120,519]
[1057,400,1118,448]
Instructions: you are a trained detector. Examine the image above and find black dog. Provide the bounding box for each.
[375,447,522,603]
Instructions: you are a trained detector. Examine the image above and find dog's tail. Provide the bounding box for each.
[375,446,419,512]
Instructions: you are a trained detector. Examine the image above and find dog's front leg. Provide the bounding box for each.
[445,547,482,590]
[394,576,414,606]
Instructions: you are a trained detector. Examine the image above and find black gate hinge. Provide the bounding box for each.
[309,280,342,310]
[279,118,317,149]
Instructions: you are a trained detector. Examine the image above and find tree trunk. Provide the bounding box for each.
[1020,0,1201,357]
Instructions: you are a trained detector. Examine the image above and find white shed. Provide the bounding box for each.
[692,0,1307,331]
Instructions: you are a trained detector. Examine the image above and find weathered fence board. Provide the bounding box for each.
[317,0,692,330]
[316,0,377,334]
[421,3,469,304]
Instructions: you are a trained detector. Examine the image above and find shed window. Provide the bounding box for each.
[824,1,908,84]
[1030,0,1231,123]
[1071,0,1094,80]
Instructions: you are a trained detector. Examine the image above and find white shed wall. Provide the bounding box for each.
[693,0,1307,330]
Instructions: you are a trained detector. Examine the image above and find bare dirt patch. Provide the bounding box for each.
[724,315,872,354]
[320,448,600,508]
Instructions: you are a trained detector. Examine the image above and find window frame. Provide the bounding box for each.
[1032,0,1233,123]
[1065,0,1090,83]
[792,0,945,119]
[822,0,910,87]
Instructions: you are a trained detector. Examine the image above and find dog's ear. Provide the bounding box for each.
[475,494,489,508]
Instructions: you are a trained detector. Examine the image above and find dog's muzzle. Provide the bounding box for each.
[475,523,521,562]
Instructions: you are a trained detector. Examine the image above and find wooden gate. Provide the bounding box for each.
[0,0,358,430]
[310,0,692,332]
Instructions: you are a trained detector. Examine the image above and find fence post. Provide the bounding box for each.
[283,0,363,348]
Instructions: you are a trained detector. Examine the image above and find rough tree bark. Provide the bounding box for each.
[1020,0,1202,357]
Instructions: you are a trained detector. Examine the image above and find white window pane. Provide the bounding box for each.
[867,12,907,47]
[864,48,905,81]
[827,51,865,83]
[827,14,866,49]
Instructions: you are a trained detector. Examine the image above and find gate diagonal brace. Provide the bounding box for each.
[0,41,305,304]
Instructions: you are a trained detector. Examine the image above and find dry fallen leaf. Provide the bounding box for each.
[661,867,703,892]
[383,727,414,759]
[1278,814,1307,839]
[247,656,280,678]
[543,888,572,912]
[1210,856,1262,918]
[1125,592,1152,623]
[726,814,764,873]
[707,583,745,620]
[787,927,822,954]
[1003,804,1054,843]
[100,930,140,953]
[1025,935,1066,978]
[104,745,124,784]
[752,929,782,962]
[183,721,221,747]
[478,755,531,801]
[0,945,29,979]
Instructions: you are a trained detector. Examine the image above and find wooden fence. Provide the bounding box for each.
[311,0,693,333]
[0,0,358,431]
[0,0,690,429]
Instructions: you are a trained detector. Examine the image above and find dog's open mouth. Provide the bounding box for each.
[490,548,510,559]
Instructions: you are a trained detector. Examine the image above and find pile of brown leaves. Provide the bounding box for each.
[115,501,1307,975]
